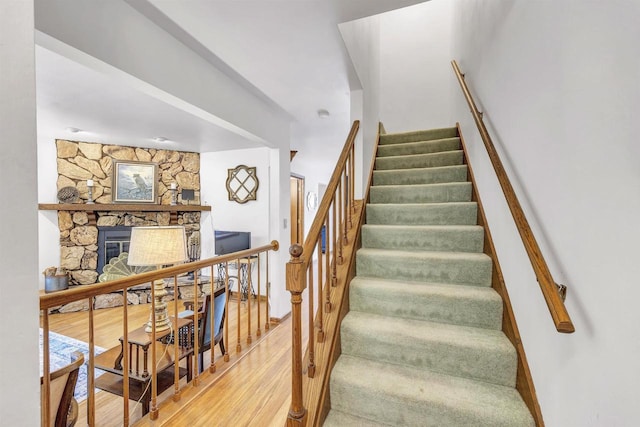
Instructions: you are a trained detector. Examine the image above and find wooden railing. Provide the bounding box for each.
[40,241,279,426]
[285,121,366,426]
[285,121,384,426]
[451,60,575,334]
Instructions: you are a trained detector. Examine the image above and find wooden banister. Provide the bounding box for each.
[286,120,361,426]
[40,240,279,425]
[451,60,575,334]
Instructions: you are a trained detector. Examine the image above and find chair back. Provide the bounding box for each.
[202,286,226,346]
[41,350,84,427]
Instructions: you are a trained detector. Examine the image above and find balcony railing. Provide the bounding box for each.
[40,241,279,426]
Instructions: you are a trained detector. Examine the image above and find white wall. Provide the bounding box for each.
[37,135,61,288]
[339,15,381,194]
[451,1,640,426]
[201,147,272,253]
[200,147,271,293]
[0,2,40,424]
[201,147,290,318]
[340,0,456,192]
[379,1,455,132]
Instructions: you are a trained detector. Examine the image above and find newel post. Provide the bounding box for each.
[287,244,307,426]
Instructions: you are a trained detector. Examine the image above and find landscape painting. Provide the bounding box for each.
[112,160,158,203]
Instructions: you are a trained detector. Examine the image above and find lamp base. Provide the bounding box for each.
[145,279,171,333]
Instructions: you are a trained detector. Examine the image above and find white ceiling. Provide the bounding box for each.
[35,0,427,153]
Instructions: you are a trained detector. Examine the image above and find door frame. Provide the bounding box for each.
[290,173,305,245]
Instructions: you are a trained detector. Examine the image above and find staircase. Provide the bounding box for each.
[324,127,535,426]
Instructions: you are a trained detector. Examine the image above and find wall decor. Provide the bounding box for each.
[57,186,79,203]
[306,191,318,211]
[226,165,259,204]
[181,189,195,204]
[112,160,158,203]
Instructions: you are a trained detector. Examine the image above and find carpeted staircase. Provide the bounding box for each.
[324,127,535,426]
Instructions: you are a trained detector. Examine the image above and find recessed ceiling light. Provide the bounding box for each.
[317,109,330,119]
[66,127,81,133]
[153,136,169,143]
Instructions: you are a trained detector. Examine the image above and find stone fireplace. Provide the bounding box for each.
[43,139,210,313]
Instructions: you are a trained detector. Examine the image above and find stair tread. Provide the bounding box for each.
[367,201,476,208]
[362,224,484,253]
[373,164,467,175]
[373,165,468,186]
[351,276,500,299]
[362,224,483,232]
[341,311,516,386]
[379,127,458,145]
[369,182,472,204]
[376,149,463,163]
[372,181,470,190]
[375,150,463,170]
[376,137,461,157]
[358,247,491,261]
[344,310,510,344]
[331,355,534,427]
[366,202,478,226]
[350,276,503,330]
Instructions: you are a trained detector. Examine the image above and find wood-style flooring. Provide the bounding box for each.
[44,296,295,426]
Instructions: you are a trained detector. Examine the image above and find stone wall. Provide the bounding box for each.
[55,139,200,204]
[52,139,203,312]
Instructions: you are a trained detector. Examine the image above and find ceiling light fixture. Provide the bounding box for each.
[66,127,81,133]
[317,109,330,119]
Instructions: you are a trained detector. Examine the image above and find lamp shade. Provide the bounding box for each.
[127,226,188,267]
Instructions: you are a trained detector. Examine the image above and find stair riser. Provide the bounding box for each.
[350,280,503,330]
[362,226,484,253]
[376,138,461,157]
[366,203,478,226]
[379,127,458,145]
[356,251,492,287]
[369,183,472,204]
[375,151,463,170]
[373,165,467,186]
[340,316,517,387]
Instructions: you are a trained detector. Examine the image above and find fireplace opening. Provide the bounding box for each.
[97,226,132,275]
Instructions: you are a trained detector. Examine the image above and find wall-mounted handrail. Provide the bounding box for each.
[451,60,574,334]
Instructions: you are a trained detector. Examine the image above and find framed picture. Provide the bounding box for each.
[112,160,158,203]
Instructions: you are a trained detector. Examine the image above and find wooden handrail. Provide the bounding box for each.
[451,60,574,333]
[286,120,360,426]
[40,240,279,425]
[40,242,278,310]
[299,121,360,271]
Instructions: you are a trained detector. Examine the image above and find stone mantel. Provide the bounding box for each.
[39,203,211,226]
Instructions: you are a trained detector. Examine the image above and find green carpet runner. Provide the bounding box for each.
[324,127,534,426]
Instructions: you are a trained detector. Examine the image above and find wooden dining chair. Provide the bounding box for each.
[179,286,227,372]
[41,350,84,427]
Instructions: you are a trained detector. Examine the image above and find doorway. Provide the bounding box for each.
[290,174,304,245]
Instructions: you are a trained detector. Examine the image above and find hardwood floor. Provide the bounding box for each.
[44,295,296,426]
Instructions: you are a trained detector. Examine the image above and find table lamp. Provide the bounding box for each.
[128,226,188,333]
